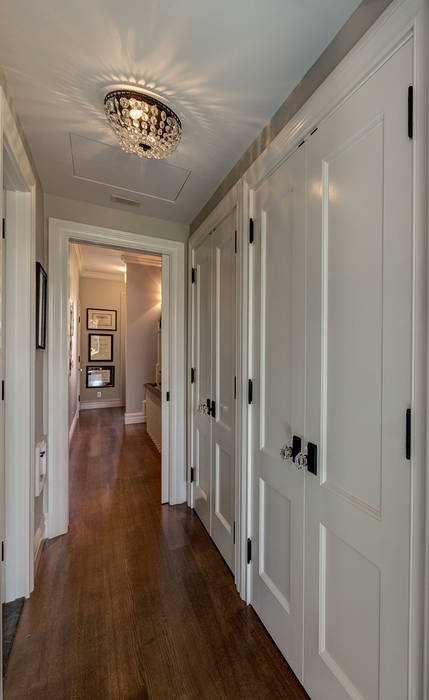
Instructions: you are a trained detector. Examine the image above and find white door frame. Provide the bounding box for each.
[0,88,37,603]
[47,217,186,539]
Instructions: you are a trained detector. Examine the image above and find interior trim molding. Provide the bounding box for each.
[68,410,79,442]
[124,411,146,425]
[80,400,124,410]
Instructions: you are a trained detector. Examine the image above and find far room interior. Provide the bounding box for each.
[68,242,164,490]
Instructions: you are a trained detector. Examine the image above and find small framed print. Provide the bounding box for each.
[36,262,47,349]
[86,366,115,388]
[88,333,113,362]
[87,308,117,331]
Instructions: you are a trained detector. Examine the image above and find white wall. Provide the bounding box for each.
[125,263,162,415]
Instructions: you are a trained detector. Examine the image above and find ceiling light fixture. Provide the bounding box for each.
[104,89,182,160]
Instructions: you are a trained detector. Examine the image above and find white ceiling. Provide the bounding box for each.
[77,243,161,280]
[1,0,360,223]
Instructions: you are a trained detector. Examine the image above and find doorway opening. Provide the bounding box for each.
[48,218,186,540]
[68,242,165,496]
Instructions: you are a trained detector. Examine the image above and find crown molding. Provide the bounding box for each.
[80,270,124,282]
[121,253,162,268]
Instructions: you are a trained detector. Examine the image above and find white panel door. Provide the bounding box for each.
[251,145,306,680]
[211,210,236,572]
[193,238,212,532]
[304,40,413,700]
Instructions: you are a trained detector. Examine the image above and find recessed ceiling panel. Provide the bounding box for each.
[70,133,191,203]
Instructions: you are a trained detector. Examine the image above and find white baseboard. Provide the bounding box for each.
[69,410,79,443]
[34,515,46,572]
[124,411,146,425]
[80,399,124,410]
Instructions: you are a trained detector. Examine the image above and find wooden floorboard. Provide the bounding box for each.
[4,408,308,699]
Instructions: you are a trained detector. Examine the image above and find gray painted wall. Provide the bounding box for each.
[45,193,189,243]
[125,263,162,415]
[190,0,394,233]
[79,277,125,406]
[0,65,46,537]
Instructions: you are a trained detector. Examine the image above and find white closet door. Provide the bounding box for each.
[251,145,306,680]
[211,211,236,572]
[304,40,413,700]
[193,238,212,532]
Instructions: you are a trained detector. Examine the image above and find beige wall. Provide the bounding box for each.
[45,193,189,243]
[79,277,125,406]
[125,263,162,415]
[68,244,80,430]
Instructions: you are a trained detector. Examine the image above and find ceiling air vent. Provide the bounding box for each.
[110,194,140,207]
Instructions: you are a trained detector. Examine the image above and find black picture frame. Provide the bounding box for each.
[86,366,115,388]
[36,262,47,349]
[88,333,113,362]
[86,308,117,331]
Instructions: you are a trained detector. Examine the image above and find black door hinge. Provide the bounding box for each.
[249,218,254,244]
[247,538,252,564]
[190,466,195,483]
[166,391,170,402]
[78,394,81,402]
[233,521,236,545]
[2,218,5,240]
[1,541,4,562]
[233,376,237,400]
[307,442,318,476]
[408,86,413,139]
[234,230,238,254]
[190,367,195,384]
[78,354,80,363]
[211,400,216,419]
[406,408,411,460]
[248,378,253,405]
[191,267,196,284]
[1,380,4,401]
[298,139,305,148]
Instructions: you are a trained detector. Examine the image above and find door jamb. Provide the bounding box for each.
[47,218,186,538]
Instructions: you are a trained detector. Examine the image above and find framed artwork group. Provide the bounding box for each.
[86,308,117,388]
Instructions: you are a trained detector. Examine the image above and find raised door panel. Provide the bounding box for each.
[211,208,236,572]
[304,40,413,700]
[251,144,306,680]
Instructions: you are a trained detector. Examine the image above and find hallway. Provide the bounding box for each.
[4,409,307,699]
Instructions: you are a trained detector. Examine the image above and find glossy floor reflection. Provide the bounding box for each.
[4,408,307,699]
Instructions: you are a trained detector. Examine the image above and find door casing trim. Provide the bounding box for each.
[47,217,186,539]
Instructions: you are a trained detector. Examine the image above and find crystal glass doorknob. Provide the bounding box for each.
[295,452,307,469]
[280,444,293,461]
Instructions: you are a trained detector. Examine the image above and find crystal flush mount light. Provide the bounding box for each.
[104,89,182,160]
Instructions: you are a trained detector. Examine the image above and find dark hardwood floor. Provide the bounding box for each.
[4,408,308,699]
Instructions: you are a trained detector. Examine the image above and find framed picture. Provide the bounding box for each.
[88,333,113,362]
[86,366,115,388]
[87,308,117,331]
[36,262,47,349]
